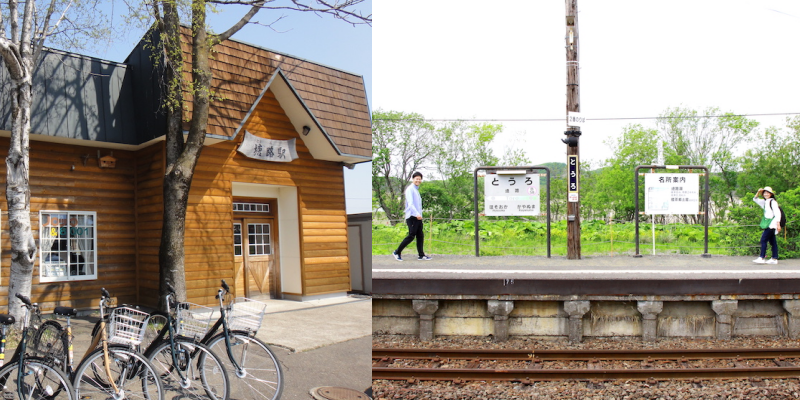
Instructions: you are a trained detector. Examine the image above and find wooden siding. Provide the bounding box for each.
[134,143,165,308]
[0,138,138,310]
[176,87,351,299]
[176,29,371,158]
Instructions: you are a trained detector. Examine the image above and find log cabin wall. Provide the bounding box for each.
[239,90,351,297]
[178,87,350,304]
[134,142,165,308]
[0,138,139,310]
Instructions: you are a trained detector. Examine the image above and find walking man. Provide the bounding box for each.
[392,171,432,261]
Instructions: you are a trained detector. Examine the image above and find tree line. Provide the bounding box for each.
[372,107,799,256]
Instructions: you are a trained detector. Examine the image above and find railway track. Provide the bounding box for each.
[373,347,800,381]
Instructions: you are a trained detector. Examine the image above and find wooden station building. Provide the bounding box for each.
[0,29,372,309]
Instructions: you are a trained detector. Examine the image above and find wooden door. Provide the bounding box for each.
[239,218,280,299]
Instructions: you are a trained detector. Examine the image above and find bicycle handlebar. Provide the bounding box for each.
[215,280,230,299]
[15,293,31,307]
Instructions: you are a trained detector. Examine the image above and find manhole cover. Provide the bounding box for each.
[310,386,371,400]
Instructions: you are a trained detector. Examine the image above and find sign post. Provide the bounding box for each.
[634,165,710,258]
[474,166,552,258]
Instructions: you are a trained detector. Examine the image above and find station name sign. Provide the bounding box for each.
[238,131,298,162]
[484,171,541,216]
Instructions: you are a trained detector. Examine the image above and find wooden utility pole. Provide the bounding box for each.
[564,0,581,259]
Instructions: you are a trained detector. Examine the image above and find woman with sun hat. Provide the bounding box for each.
[753,187,782,264]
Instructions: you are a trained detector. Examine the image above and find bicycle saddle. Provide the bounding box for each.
[0,314,14,325]
[54,306,77,317]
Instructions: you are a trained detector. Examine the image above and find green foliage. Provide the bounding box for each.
[373,218,736,257]
[373,107,796,257]
[430,120,503,220]
[737,118,800,198]
[372,110,437,224]
[721,187,800,258]
[589,124,659,220]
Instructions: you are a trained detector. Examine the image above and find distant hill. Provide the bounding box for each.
[540,162,567,178]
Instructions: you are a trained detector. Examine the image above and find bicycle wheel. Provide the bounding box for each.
[73,345,163,400]
[142,313,169,353]
[32,320,69,372]
[205,331,283,400]
[148,337,230,400]
[0,357,75,399]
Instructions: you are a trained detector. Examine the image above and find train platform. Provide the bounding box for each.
[372,255,800,342]
[373,255,800,297]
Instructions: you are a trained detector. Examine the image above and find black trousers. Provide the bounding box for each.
[396,217,424,257]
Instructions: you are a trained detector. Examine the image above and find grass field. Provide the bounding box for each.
[372,217,762,257]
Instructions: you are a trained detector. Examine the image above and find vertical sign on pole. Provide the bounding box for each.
[568,155,578,202]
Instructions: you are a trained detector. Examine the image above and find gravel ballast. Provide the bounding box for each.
[372,335,800,400]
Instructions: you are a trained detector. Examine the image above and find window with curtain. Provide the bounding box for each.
[40,211,97,282]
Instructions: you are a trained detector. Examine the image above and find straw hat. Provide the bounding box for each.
[763,186,775,195]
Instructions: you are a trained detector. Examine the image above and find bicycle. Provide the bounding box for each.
[160,280,283,400]
[142,283,230,399]
[0,293,75,399]
[30,303,75,373]
[32,288,165,399]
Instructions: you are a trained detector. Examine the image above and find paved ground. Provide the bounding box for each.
[54,295,371,400]
[374,254,800,280]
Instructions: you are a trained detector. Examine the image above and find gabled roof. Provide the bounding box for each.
[177,29,372,160]
[225,68,368,164]
[0,48,138,146]
[0,27,372,160]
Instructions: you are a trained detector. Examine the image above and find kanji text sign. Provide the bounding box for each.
[238,131,298,162]
[568,155,578,202]
[644,173,700,215]
[484,172,540,216]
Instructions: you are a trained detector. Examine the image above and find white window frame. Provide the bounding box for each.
[39,211,98,282]
[233,223,243,256]
[247,223,272,256]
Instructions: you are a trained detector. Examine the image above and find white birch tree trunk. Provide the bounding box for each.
[2,56,36,320]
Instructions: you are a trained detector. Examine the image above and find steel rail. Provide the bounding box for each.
[373,347,800,361]
[373,348,800,382]
[373,366,800,381]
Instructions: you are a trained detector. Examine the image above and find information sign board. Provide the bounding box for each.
[484,172,540,216]
[644,173,700,215]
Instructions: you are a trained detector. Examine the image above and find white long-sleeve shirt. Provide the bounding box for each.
[404,184,422,220]
[753,196,781,230]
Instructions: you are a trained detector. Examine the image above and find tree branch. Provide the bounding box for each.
[216,0,264,42]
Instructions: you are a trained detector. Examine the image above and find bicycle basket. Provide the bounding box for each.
[176,302,217,339]
[226,297,267,333]
[108,307,151,346]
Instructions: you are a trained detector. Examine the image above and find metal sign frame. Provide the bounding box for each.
[473,166,552,258]
[634,165,710,258]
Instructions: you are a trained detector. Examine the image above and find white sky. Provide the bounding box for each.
[373,0,800,167]
[82,1,373,214]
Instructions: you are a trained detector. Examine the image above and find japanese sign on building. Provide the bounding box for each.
[567,155,579,202]
[644,173,700,215]
[484,172,541,216]
[237,131,298,162]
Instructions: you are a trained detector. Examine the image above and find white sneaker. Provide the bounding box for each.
[753,257,766,264]
[766,258,778,264]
